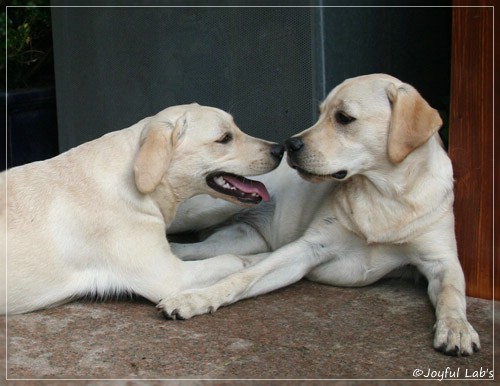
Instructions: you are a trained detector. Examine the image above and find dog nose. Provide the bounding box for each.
[271,144,285,160]
[285,137,304,153]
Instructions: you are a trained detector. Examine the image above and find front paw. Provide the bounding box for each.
[157,291,218,320]
[433,318,480,356]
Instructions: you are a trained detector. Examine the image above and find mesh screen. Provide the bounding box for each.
[52,7,317,149]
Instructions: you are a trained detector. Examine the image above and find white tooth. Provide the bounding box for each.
[214,176,239,191]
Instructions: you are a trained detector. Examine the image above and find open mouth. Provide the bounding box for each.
[290,164,348,181]
[206,173,270,204]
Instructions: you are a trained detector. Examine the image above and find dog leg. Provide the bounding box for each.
[411,217,480,356]
[179,254,249,288]
[306,242,407,287]
[132,251,249,306]
[157,223,338,320]
[55,235,250,309]
[420,261,480,356]
[171,223,269,260]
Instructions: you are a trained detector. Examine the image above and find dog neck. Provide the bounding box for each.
[148,180,188,227]
[333,136,454,244]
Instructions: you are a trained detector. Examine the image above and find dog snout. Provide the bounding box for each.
[271,144,285,160]
[285,137,304,153]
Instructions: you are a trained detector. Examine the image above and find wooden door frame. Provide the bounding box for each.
[448,2,495,299]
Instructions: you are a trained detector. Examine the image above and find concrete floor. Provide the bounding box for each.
[1,278,497,384]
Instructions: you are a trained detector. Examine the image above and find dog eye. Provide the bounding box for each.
[216,133,233,144]
[335,111,356,125]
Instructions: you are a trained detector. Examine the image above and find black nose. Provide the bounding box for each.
[271,144,285,160]
[285,137,304,153]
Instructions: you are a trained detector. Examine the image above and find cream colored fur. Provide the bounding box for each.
[1,103,281,314]
[164,75,480,356]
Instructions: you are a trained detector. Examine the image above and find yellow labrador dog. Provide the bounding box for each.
[1,103,284,314]
[163,74,480,356]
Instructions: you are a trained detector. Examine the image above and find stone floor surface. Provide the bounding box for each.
[1,278,497,385]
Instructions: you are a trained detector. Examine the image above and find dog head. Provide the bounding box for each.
[134,104,284,205]
[285,74,443,182]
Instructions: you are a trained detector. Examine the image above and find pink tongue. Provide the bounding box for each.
[223,175,270,202]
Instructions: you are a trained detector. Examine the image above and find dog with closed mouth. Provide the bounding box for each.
[164,74,480,356]
[1,103,284,315]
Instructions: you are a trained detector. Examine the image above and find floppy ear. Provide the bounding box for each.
[386,83,443,164]
[134,122,173,194]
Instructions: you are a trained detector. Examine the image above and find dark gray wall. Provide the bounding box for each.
[321,6,452,110]
[51,4,451,151]
[51,5,318,150]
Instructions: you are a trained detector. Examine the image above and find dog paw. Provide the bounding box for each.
[156,292,217,320]
[433,318,480,356]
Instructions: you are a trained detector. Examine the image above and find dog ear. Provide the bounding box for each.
[386,83,442,164]
[134,122,173,194]
[172,112,188,145]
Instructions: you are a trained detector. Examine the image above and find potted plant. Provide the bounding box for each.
[2,0,59,170]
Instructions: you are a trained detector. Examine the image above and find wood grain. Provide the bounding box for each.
[448,2,494,299]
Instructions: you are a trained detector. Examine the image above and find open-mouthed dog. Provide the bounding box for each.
[2,103,284,314]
